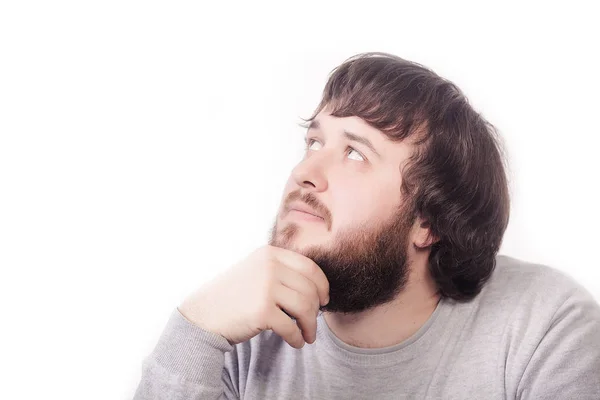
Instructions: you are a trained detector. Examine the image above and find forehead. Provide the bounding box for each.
[312,109,383,139]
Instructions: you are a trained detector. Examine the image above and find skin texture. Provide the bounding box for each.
[269,108,441,348]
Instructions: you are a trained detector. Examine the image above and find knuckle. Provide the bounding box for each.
[256,245,276,263]
[300,299,313,315]
[262,259,279,282]
[313,299,320,313]
[264,245,279,258]
[305,261,318,276]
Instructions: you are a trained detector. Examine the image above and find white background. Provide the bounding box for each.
[1,1,598,399]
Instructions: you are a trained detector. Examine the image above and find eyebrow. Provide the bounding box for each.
[306,120,382,159]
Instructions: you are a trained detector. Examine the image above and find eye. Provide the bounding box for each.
[347,148,364,161]
[305,138,322,151]
[305,138,366,162]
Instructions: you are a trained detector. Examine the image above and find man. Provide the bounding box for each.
[134,53,600,399]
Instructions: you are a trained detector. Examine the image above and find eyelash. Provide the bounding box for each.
[304,138,366,161]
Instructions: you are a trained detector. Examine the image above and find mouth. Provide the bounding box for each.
[287,209,325,222]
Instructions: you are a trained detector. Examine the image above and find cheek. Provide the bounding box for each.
[332,182,400,228]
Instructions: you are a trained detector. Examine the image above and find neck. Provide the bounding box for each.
[322,256,440,349]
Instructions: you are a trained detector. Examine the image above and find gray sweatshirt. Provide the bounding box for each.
[133,256,600,399]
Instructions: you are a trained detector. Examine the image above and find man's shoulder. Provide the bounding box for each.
[485,254,584,301]
[479,256,600,398]
[474,254,596,323]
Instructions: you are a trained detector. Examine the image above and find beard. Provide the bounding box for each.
[269,199,415,314]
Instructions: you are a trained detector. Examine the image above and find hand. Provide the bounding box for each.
[178,245,330,349]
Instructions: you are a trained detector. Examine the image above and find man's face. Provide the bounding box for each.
[269,109,419,313]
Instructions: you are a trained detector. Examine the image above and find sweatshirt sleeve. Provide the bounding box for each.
[133,308,237,400]
[517,285,600,400]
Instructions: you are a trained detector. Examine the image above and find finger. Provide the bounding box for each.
[273,284,318,344]
[276,266,320,312]
[266,306,306,349]
[270,246,330,306]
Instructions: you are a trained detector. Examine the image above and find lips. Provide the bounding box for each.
[288,202,324,220]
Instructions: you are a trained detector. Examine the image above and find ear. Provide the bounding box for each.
[413,217,439,249]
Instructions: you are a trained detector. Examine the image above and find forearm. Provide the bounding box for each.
[133,308,234,400]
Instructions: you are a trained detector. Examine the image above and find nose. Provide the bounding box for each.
[291,151,329,192]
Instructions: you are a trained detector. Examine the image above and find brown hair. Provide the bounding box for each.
[307,52,511,301]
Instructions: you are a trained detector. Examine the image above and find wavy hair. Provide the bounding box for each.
[306,52,511,301]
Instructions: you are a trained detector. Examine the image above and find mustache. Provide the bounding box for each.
[285,190,332,225]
